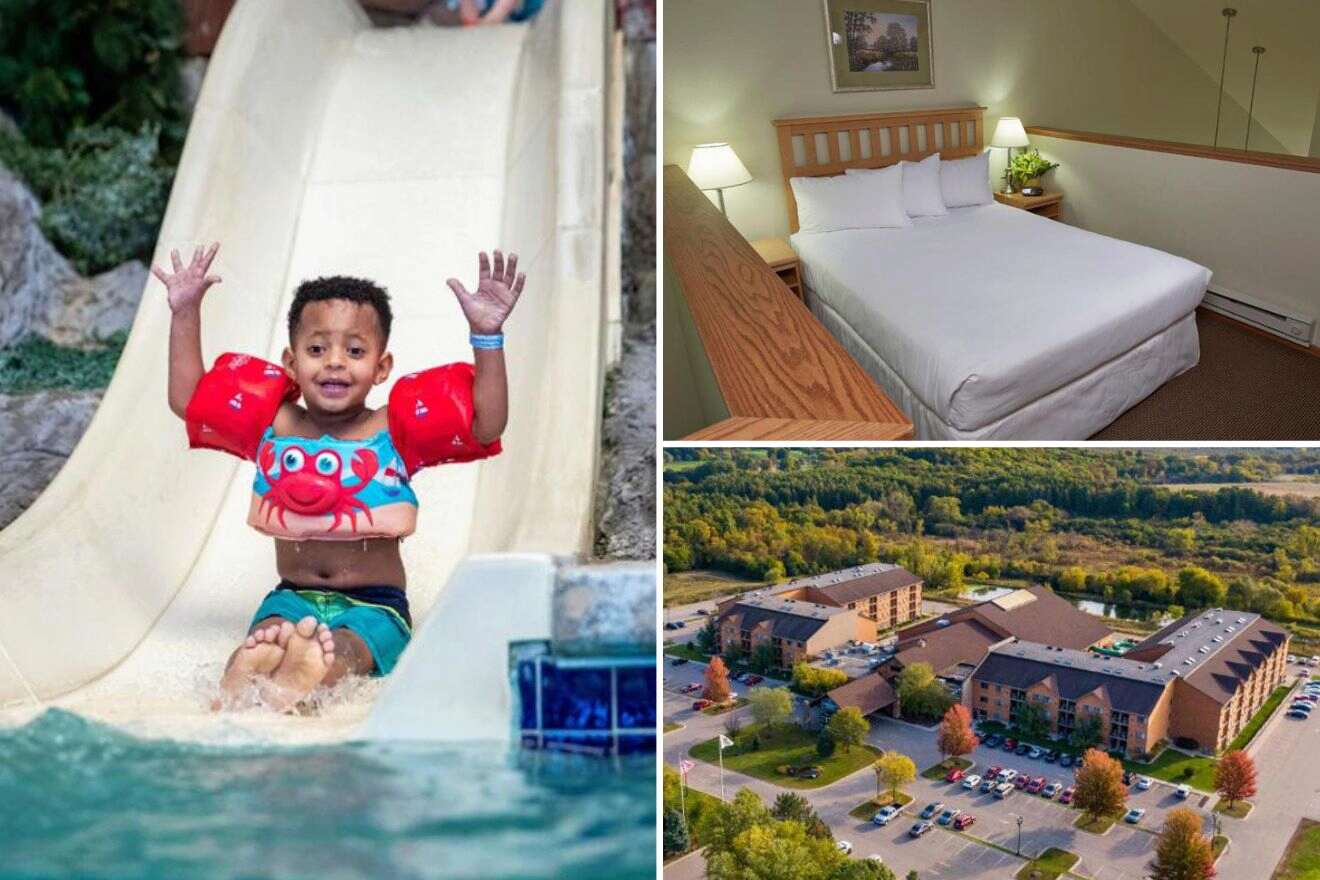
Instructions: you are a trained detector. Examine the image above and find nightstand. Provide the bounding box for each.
[751,238,804,300]
[994,190,1063,220]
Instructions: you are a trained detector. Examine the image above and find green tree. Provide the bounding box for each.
[706,820,847,880]
[748,686,793,731]
[793,662,849,697]
[1176,567,1227,608]
[695,619,719,655]
[1069,714,1104,751]
[1058,565,1088,593]
[749,643,780,674]
[771,792,832,841]
[1016,702,1050,741]
[663,806,689,857]
[1164,528,1196,553]
[695,788,771,856]
[816,730,836,758]
[828,861,897,880]
[826,706,870,753]
[924,495,962,525]
[874,751,917,802]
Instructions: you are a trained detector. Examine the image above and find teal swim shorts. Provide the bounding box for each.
[249,581,412,675]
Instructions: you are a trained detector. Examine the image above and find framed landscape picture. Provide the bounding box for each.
[823,0,934,92]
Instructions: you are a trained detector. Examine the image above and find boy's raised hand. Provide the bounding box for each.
[447,250,526,335]
[152,243,222,313]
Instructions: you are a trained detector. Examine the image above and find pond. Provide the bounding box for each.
[959,586,1171,624]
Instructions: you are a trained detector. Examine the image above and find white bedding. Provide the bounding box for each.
[791,203,1211,434]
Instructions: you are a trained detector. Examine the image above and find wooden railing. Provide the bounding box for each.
[662,164,912,441]
[1026,126,1320,174]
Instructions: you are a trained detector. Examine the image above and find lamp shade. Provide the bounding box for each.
[990,117,1030,148]
[687,143,752,191]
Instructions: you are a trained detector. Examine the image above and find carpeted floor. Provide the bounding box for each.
[1093,312,1320,440]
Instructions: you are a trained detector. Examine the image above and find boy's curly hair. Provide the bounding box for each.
[288,276,393,343]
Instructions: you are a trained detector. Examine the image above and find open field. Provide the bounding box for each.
[664,569,765,607]
[689,723,881,789]
[1158,477,1320,498]
[1272,818,1320,879]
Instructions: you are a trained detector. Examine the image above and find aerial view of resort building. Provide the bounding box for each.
[664,448,1320,880]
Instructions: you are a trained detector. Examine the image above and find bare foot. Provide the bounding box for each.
[215,620,294,708]
[264,616,335,712]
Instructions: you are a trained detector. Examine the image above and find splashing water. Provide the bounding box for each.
[0,709,655,880]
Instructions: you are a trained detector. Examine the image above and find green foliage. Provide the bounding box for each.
[816,730,835,758]
[1068,714,1104,751]
[771,792,832,841]
[1008,148,1059,186]
[663,806,689,857]
[695,619,719,655]
[793,662,849,697]
[749,644,780,675]
[0,124,172,273]
[748,687,793,730]
[0,0,186,150]
[0,331,127,392]
[1177,566,1228,608]
[873,751,917,801]
[896,662,956,723]
[1016,702,1051,742]
[662,765,720,852]
[825,706,869,753]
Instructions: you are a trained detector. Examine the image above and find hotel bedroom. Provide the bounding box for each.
[662,0,1320,441]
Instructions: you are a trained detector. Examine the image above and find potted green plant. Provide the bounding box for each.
[1009,149,1059,196]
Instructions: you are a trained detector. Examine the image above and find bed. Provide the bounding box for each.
[773,108,1211,440]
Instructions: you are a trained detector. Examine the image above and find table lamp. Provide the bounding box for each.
[990,117,1029,194]
[687,142,752,215]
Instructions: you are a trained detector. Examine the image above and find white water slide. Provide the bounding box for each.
[0,0,617,742]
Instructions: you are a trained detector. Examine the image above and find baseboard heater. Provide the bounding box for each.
[1203,288,1315,345]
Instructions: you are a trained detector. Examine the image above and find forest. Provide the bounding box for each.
[664,449,1320,625]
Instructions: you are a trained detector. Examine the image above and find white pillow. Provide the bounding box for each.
[848,153,947,217]
[790,165,909,234]
[940,150,994,208]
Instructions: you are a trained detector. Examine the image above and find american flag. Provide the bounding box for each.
[679,759,695,776]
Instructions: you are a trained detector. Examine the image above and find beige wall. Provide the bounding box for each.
[665,0,1320,345]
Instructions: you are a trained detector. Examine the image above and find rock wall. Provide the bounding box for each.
[0,389,105,528]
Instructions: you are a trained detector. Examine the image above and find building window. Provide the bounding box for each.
[1057,699,1076,740]
[1108,711,1130,752]
[1009,688,1027,725]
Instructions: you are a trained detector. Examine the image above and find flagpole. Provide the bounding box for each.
[718,740,727,801]
[680,770,689,833]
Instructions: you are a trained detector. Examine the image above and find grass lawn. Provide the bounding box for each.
[1272,819,1320,879]
[848,790,914,820]
[1228,686,1290,751]
[664,643,711,664]
[703,697,748,716]
[689,723,882,789]
[1075,812,1118,834]
[1137,747,1218,791]
[1213,834,1229,859]
[665,722,682,733]
[921,757,973,780]
[664,570,765,607]
[1215,799,1252,819]
[1014,847,1078,880]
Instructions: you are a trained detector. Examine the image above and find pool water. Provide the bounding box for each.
[0,709,655,880]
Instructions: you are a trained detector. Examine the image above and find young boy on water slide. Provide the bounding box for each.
[155,244,524,711]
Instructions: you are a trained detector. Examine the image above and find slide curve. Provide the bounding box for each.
[0,0,612,742]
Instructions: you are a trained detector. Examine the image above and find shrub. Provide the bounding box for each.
[0,332,127,393]
[0,124,173,274]
[0,0,187,150]
[816,730,835,758]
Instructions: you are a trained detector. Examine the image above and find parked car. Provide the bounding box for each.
[692,699,712,710]
[980,777,998,793]
[796,767,821,779]
[837,840,853,855]
[986,765,1003,779]
[1288,708,1311,719]
[1176,784,1191,799]
[1002,738,1018,751]
[997,769,1018,784]
[909,821,933,838]
[1124,808,1146,824]
[983,734,1002,748]
[681,683,701,694]
[745,674,764,685]
[1059,754,1075,768]
[1013,774,1030,789]
[873,805,901,826]
[961,774,981,790]
[1026,777,1046,794]
[1027,746,1043,760]
[1136,776,1153,791]
[1044,749,1060,763]
[994,783,1014,799]
[937,808,961,826]
[953,813,976,830]
[663,622,682,630]
[1014,743,1031,756]
[1122,770,1136,786]
[670,657,689,666]
[920,802,944,820]
[696,608,710,615]
[1059,786,1075,804]
[1042,782,1062,798]
[946,767,966,783]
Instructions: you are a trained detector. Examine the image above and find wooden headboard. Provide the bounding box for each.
[773,106,986,233]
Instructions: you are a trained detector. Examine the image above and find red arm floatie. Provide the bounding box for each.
[388,363,502,472]
[185,353,299,461]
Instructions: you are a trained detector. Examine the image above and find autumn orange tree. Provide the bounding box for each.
[1149,806,1215,880]
[1215,749,1257,809]
[704,657,733,704]
[935,704,980,764]
[1073,748,1127,824]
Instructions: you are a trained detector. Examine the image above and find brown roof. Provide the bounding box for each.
[827,674,897,716]
[906,586,1111,651]
[1184,618,1290,704]
[893,619,1006,678]
[812,567,922,606]
[720,600,848,642]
